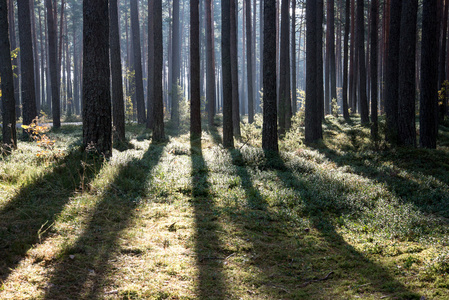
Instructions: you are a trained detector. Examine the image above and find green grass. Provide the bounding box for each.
[1,115,449,299]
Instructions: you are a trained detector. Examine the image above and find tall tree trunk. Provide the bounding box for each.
[45,0,60,127]
[147,0,154,129]
[31,0,40,113]
[110,0,125,142]
[291,0,296,115]
[262,0,278,152]
[39,5,46,108]
[153,0,165,141]
[190,0,201,138]
[385,0,401,143]
[357,0,369,124]
[131,0,146,124]
[222,0,234,148]
[18,0,37,126]
[205,0,216,127]
[420,0,439,148]
[259,0,264,113]
[342,0,350,119]
[370,0,379,140]
[246,0,254,124]
[348,0,355,113]
[171,0,181,129]
[8,0,20,118]
[317,0,324,122]
[305,0,323,142]
[329,0,337,116]
[1,0,17,149]
[439,0,449,119]
[82,0,112,156]
[231,0,240,136]
[279,0,290,134]
[397,0,418,147]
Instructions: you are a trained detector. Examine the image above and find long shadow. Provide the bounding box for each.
[43,141,167,299]
[0,145,101,282]
[208,126,223,146]
[190,137,228,299]
[317,147,449,218]
[268,151,420,298]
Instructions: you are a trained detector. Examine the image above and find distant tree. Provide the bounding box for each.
[316,0,324,121]
[222,0,234,148]
[397,0,418,147]
[130,0,146,124]
[8,0,20,118]
[262,0,278,152]
[305,0,323,142]
[190,0,201,138]
[370,0,378,140]
[420,0,439,148]
[18,0,37,126]
[356,0,369,124]
[385,0,402,143]
[0,0,17,149]
[110,0,125,142]
[291,0,296,115]
[279,0,291,134]
[205,0,216,128]
[171,0,181,129]
[342,0,350,120]
[82,0,112,156]
[152,0,165,141]
[328,0,337,116]
[45,0,60,128]
[147,0,154,129]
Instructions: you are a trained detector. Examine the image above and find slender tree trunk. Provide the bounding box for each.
[329,0,337,116]
[222,0,234,148]
[397,0,418,147]
[147,0,154,129]
[31,0,41,113]
[190,0,201,138]
[131,0,146,124]
[384,0,402,143]
[82,0,112,156]
[317,0,324,122]
[259,0,264,113]
[305,0,323,142]
[342,0,350,119]
[45,0,60,127]
[370,0,378,140]
[291,0,296,115]
[18,0,37,126]
[279,0,290,134]
[205,0,216,127]
[439,0,449,119]
[8,0,20,118]
[357,0,369,124]
[262,0,278,152]
[171,0,180,129]
[348,0,355,113]
[1,0,17,149]
[110,0,125,142]
[246,0,254,124]
[39,5,46,108]
[153,0,165,141]
[231,0,240,136]
[420,0,439,148]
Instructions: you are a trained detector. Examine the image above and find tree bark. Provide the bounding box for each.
[45,0,60,127]
[385,0,402,143]
[357,0,369,124]
[110,0,125,142]
[231,0,240,136]
[147,0,154,129]
[420,0,439,148]
[205,0,216,128]
[18,0,37,126]
[153,0,165,141]
[279,0,291,134]
[342,0,350,119]
[172,0,181,129]
[222,0,234,147]
[82,0,111,156]
[291,0,296,115]
[0,0,17,149]
[370,0,379,140]
[246,0,254,124]
[262,0,278,152]
[190,0,201,138]
[439,0,449,119]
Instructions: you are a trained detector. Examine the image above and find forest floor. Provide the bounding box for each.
[1,115,449,299]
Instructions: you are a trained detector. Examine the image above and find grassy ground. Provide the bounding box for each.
[1,115,449,299]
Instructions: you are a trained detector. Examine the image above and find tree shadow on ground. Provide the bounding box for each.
[316,146,449,218]
[0,147,102,282]
[223,148,420,299]
[208,125,223,146]
[190,137,228,300]
[42,140,167,299]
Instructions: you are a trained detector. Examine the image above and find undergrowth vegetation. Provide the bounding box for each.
[1,115,448,299]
